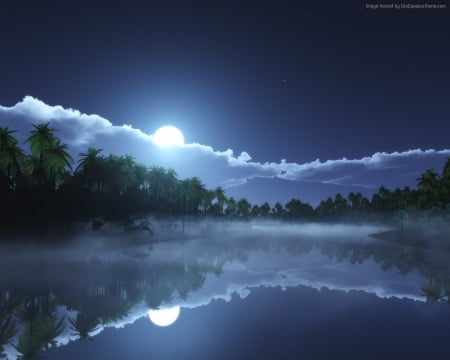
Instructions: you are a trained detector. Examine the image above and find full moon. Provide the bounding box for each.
[147,306,180,327]
[152,126,185,147]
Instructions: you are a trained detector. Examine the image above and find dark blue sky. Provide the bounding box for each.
[1,0,449,203]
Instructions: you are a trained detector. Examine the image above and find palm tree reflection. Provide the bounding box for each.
[13,295,64,359]
[1,228,450,359]
[69,312,101,342]
[0,316,17,358]
[421,278,444,303]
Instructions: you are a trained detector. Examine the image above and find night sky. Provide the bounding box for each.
[1,0,449,204]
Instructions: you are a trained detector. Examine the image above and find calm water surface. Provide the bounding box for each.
[1,221,450,359]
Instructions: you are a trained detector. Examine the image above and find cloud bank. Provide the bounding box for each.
[1,96,449,203]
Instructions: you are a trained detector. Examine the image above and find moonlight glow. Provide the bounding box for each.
[152,126,185,147]
[147,306,180,327]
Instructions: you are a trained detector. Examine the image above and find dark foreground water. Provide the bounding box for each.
[1,221,450,359]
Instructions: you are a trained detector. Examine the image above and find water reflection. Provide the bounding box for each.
[1,221,450,359]
[148,306,180,327]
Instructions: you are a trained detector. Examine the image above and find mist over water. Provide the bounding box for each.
[0,220,385,262]
[1,219,450,359]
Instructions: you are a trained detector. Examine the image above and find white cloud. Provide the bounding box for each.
[1,96,449,198]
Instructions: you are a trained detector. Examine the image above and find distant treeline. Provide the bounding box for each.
[1,123,450,229]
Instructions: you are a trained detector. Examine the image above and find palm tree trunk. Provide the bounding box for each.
[182,196,186,234]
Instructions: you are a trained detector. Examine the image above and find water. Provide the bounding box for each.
[1,221,450,359]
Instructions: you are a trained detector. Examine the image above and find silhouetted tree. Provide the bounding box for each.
[25,123,57,187]
[316,197,335,218]
[272,202,285,218]
[421,278,444,303]
[285,198,314,220]
[69,312,101,342]
[250,204,260,217]
[439,158,450,205]
[417,169,440,208]
[225,197,237,217]
[259,202,271,217]
[0,127,24,191]
[45,139,73,189]
[75,147,104,192]
[236,198,251,218]
[0,316,17,357]
[149,165,167,203]
[212,186,227,215]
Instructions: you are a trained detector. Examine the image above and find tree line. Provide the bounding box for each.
[1,123,449,230]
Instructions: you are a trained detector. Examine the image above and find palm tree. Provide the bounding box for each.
[15,299,39,337]
[285,198,310,219]
[25,123,56,186]
[180,177,207,214]
[118,155,138,193]
[13,298,42,360]
[0,127,19,150]
[316,197,335,218]
[14,332,42,360]
[285,198,314,219]
[177,177,207,231]
[250,204,261,217]
[34,313,65,350]
[440,157,450,203]
[259,202,271,217]
[24,123,74,189]
[334,193,349,214]
[225,197,236,217]
[23,156,43,188]
[26,123,56,154]
[370,186,393,212]
[166,168,178,186]
[0,141,25,191]
[271,202,285,218]
[443,157,450,178]
[0,127,25,190]
[143,270,176,310]
[237,198,251,218]
[200,189,214,215]
[285,199,300,218]
[163,168,179,206]
[392,186,413,210]
[348,192,363,210]
[133,163,149,191]
[212,186,227,215]
[75,148,104,192]
[148,166,167,204]
[68,312,101,342]
[45,139,73,189]
[421,278,444,303]
[417,169,440,208]
[178,179,192,232]
[0,316,17,357]
[102,154,137,194]
[97,297,133,325]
